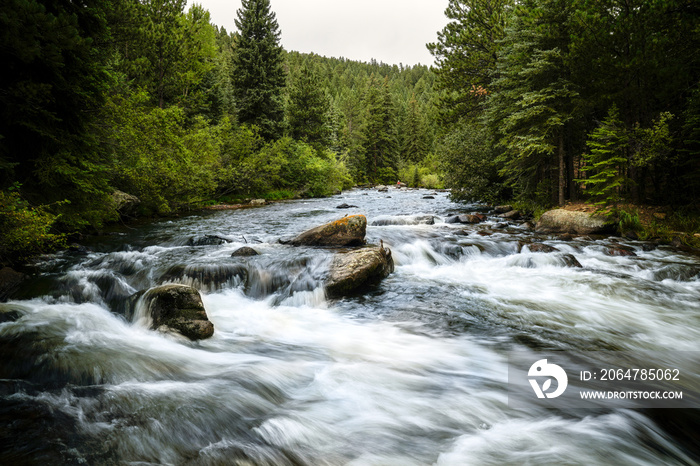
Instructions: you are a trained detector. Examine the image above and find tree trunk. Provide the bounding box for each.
[558,132,565,206]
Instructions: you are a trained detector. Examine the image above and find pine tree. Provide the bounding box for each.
[287,64,332,150]
[363,76,398,183]
[400,95,429,163]
[580,105,630,209]
[427,0,513,122]
[231,0,286,140]
[486,0,579,205]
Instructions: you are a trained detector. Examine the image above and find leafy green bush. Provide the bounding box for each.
[0,188,65,263]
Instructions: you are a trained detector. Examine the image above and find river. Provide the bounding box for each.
[1,188,699,465]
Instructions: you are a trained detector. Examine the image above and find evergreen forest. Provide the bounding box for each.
[1,0,700,263]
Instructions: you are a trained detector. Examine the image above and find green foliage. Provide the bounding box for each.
[105,92,220,214]
[287,64,332,150]
[0,187,65,263]
[231,0,286,140]
[428,0,514,122]
[579,105,630,209]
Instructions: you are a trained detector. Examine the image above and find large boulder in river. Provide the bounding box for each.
[536,209,610,235]
[325,246,394,298]
[289,215,367,247]
[111,190,140,218]
[133,284,214,340]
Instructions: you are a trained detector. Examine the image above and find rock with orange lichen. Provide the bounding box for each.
[289,215,367,247]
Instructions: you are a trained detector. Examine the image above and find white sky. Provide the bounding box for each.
[188,0,449,66]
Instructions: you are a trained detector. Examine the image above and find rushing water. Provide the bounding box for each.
[1,188,699,465]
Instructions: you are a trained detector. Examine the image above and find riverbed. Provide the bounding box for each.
[1,188,698,465]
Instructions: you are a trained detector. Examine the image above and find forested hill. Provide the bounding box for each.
[0,0,440,264]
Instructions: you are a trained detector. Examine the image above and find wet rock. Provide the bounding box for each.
[494,205,513,213]
[477,231,493,236]
[536,209,610,235]
[522,243,559,253]
[0,303,27,322]
[134,284,214,340]
[290,215,367,247]
[325,246,394,298]
[0,267,27,302]
[336,203,358,209]
[188,235,231,246]
[422,195,435,199]
[605,246,637,257]
[111,190,141,218]
[445,214,481,224]
[642,243,658,252]
[500,210,521,220]
[376,186,389,193]
[561,254,583,268]
[249,199,267,206]
[231,247,259,257]
[66,243,91,255]
[473,213,487,222]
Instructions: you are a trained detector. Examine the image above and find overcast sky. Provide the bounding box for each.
[187,0,449,66]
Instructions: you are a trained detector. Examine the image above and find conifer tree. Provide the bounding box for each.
[231,0,286,140]
[287,64,331,150]
[580,105,630,209]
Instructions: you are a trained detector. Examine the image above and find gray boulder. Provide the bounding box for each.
[290,215,367,247]
[132,284,214,340]
[111,190,141,218]
[325,246,394,298]
[536,209,610,235]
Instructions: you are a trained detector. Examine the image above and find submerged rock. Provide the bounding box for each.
[325,246,394,298]
[231,246,259,257]
[561,253,583,268]
[132,284,214,340]
[290,215,367,247]
[188,235,231,246]
[446,214,482,225]
[336,203,358,209]
[536,209,610,235]
[606,246,637,257]
[522,242,559,253]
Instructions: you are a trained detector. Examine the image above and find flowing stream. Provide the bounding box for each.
[1,188,699,465]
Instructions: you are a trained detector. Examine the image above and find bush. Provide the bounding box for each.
[0,188,65,263]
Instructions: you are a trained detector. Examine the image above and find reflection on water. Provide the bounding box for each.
[1,188,699,465]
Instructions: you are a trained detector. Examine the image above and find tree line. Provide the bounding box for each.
[0,0,440,263]
[430,0,700,212]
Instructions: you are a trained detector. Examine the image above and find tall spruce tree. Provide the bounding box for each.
[231,0,286,140]
[287,64,332,150]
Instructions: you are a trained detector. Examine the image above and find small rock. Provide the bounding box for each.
[606,246,637,257]
[249,199,267,206]
[494,205,513,213]
[376,186,389,193]
[231,247,259,257]
[188,235,231,246]
[325,246,394,298]
[290,215,367,247]
[642,243,658,252]
[562,254,583,268]
[336,203,358,209]
[423,195,435,199]
[524,243,559,253]
[459,214,482,224]
[500,210,521,220]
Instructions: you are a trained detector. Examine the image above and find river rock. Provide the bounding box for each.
[111,190,141,218]
[231,246,259,257]
[522,242,559,253]
[336,203,358,209]
[376,186,389,192]
[188,235,231,246]
[605,245,637,257]
[423,195,435,199]
[134,284,214,340]
[536,209,610,235]
[289,215,367,247]
[494,205,513,213]
[0,267,27,302]
[249,199,267,206]
[325,246,394,298]
[500,210,521,220]
[561,253,583,268]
